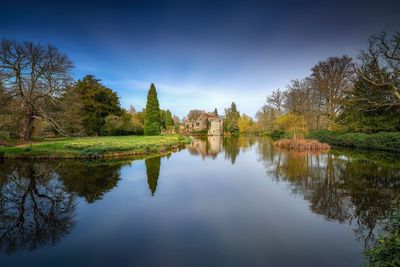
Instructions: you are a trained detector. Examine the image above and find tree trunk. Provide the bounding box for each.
[23,109,35,141]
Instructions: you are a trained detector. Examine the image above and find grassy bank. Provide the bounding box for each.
[307,130,400,153]
[0,135,191,159]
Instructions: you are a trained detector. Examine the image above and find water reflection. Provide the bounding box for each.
[187,136,256,163]
[0,161,76,254]
[0,156,167,254]
[1,137,399,261]
[187,137,400,246]
[186,136,223,160]
[57,160,129,203]
[0,159,136,254]
[145,156,161,196]
[257,140,400,247]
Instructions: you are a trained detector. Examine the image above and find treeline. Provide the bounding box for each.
[256,31,400,138]
[184,31,400,141]
[0,39,178,141]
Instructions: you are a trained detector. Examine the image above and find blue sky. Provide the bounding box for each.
[1,0,399,117]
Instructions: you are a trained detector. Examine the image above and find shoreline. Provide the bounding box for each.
[0,135,191,160]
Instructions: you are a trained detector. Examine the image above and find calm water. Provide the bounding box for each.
[1,136,400,267]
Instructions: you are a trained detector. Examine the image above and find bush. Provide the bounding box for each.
[269,130,286,140]
[307,130,400,153]
[365,202,400,267]
[307,130,339,143]
[273,138,330,150]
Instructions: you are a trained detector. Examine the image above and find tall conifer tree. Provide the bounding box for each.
[144,83,161,135]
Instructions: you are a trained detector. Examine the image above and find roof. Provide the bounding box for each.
[185,111,222,123]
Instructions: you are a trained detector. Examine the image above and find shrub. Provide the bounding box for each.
[307,130,400,153]
[365,202,400,267]
[307,130,339,144]
[269,130,286,140]
[273,138,330,151]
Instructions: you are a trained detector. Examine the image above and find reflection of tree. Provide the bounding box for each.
[145,157,161,196]
[58,160,126,203]
[260,146,400,247]
[0,161,76,254]
[223,137,240,164]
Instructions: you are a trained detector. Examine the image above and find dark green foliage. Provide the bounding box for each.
[165,110,174,127]
[144,83,161,135]
[338,108,400,133]
[308,130,400,152]
[223,137,240,164]
[213,108,219,117]
[224,102,240,136]
[145,156,161,196]
[58,161,123,203]
[73,75,122,136]
[365,202,400,267]
[269,130,286,140]
[159,109,174,129]
[160,110,166,129]
[307,129,339,143]
[337,74,400,133]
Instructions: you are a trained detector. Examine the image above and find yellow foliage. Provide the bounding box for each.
[276,113,308,139]
[238,114,252,133]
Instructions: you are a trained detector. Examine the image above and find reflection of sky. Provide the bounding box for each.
[1,0,399,117]
[1,140,365,267]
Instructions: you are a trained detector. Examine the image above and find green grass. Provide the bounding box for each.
[0,135,187,159]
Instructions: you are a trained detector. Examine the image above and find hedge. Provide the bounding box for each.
[307,130,400,153]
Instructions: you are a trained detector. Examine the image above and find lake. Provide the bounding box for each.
[1,136,399,267]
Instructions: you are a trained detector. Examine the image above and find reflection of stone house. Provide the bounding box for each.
[186,136,223,160]
[185,112,223,135]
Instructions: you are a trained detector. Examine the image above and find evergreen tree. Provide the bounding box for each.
[144,83,161,135]
[213,108,219,117]
[224,102,240,136]
[337,73,400,133]
[73,75,121,136]
[160,109,166,129]
[165,109,174,127]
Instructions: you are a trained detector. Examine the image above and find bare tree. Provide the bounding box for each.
[0,39,73,141]
[186,109,205,121]
[311,56,354,126]
[285,78,322,128]
[357,32,400,109]
[266,88,284,114]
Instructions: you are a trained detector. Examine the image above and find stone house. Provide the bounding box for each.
[207,118,223,136]
[185,112,223,135]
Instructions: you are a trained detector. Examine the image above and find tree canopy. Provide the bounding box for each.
[73,75,122,136]
[0,39,73,140]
